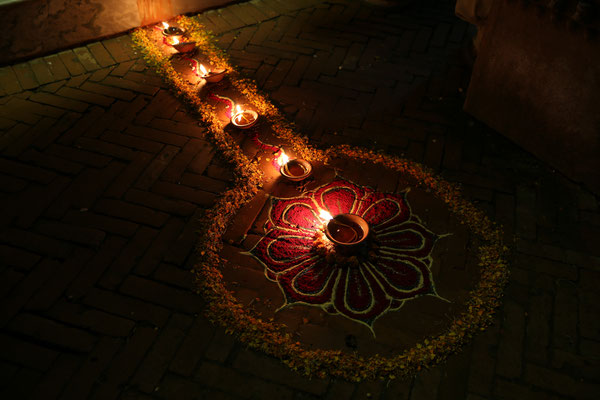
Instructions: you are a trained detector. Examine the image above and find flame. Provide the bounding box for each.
[234,105,243,123]
[278,150,289,167]
[162,22,169,29]
[171,37,180,45]
[199,64,209,76]
[319,209,333,222]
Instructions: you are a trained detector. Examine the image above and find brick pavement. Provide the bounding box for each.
[1,0,599,399]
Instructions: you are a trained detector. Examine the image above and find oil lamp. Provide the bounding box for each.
[161,22,185,42]
[323,212,369,246]
[197,63,226,83]
[231,105,258,129]
[277,150,312,181]
[171,37,196,53]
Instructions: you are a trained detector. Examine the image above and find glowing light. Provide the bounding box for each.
[199,64,209,76]
[278,150,289,167]
[162,22,169,29]
[319,209,333,222]
[234,105,243,123]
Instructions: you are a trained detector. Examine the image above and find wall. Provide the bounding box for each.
[464,1,600,195]
[0,0,235,65]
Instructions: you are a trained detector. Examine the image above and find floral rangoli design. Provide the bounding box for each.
[247,177,445,331]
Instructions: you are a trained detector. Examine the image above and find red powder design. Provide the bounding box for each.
[248,177,441,330]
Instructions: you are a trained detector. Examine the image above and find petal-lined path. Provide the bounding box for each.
[1,0,599,399]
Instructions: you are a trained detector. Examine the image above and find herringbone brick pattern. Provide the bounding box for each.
[1,0,599,399]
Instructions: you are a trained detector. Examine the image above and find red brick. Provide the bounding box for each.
[123,70,164,88]
[0,66,23,95]
[63,210,139,237]
[74,137,137,160]
[101,130,164,153]
[233,350,329,396]
[65,72,91,88]
[80,81,136,101]
[57,50,87,76]
[73,46,101,72]
[152,180,217,207]
[57,106,104,145]
[120,275,204,314]
[153,263,194,290]
[163,208,202,265]
[149,118,206,138]
[30,354,81,400]
[12,62,39,90]
[0,258,59,323]
[110,60,136,77]
[135,217,186,275]
[180,172,229,194]
[201,327,235,363]
[194,360,294,399]
[107,96,148,121]
[88,66,113,82]
[135,145,180,190]
[28,57,55,85]
[0,173,27,193]
[160,139,206,182]
[48,300,135,337]
[99,226,158,289]
[29,92,89,112]
[0,333,58,370]
[19,148,83,175]
[0,269,25,298]
[0,244,41,270]
[7,313,96,352]
[229,7,259,29]
[133,90,179,125]
[102,37,134,63]
[124,188,196,217]
[169,316,215,375]
[125,125,188,147]
[525,364,600,398]
[90,327,157,400]
[60,336,122,400]
[43,54,70,81]
[83,288,169,327]
[45,143,111,168]
[102,76,159,96]
[95,198,169,228]
[0,228,71,258]
[87,42,117,67]
[66,235,128,298]
[105,151,154,198]
[34,220,105,247]
[131,314,193,393]
[26,248,94,310]
[2,118,56,158]
[0,98,42,124]
[46,161,125,218]
[56,86,114,107]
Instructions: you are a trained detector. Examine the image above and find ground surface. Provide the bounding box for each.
[1,0,599,399]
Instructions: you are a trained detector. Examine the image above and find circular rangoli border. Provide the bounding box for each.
[132,16,510,382]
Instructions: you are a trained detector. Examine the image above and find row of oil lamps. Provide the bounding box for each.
[160,22,369,247]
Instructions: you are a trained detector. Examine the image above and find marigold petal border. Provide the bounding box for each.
[131,17,510,382]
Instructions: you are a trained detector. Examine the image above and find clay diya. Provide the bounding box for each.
[231,105,258,129]
[325,214,369,246]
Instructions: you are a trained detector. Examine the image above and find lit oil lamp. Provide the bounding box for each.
[231,105,258,129]
[171,37,197,53]
[197,63,226,83]
[161,22,185,41]
[277,150,312,181]
[322,211,369,247]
